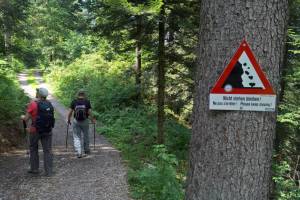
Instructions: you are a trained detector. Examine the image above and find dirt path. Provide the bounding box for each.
[0,71,130,200]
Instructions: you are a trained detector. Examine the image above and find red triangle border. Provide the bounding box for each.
[211,40,275,95]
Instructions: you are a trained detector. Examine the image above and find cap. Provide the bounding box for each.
[77,89,86,97]
[36,87,49,98]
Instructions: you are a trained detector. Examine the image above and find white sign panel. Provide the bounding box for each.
[210,94,276,111]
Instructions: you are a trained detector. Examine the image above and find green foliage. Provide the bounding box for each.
[47,51,136,108]
[0,0,30,56]
[103,0,163,15]
[274,0,300,197]
[0,61,28,124]
[0,57,25,73]
[7,57,25,72]
[273,161,300,200]
[129,145,184,200]
[14,0,94,68]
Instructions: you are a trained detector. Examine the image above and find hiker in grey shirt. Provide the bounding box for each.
[67,90,96,158]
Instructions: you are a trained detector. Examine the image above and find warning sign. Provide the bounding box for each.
[209,40,276,112]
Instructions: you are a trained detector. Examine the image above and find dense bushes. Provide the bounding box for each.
[0,59,28,152]
[47,52,136,109]
[129,145,184,200]
[0,61,28,124]
[273,161,300,199]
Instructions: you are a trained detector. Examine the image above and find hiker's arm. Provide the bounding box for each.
[88,109,96,124]
[21,101,34,122]
[67,109,73,124]
[21,112,31,122]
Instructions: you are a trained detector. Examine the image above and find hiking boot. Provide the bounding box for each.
[84,150,90,155]
[44,172,53,177]
[27,169,39,175]
[77,154,82,158]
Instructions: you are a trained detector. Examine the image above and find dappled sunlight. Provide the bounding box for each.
[17,73,35,98]
[0,149,29,157]
[51,144,120,155]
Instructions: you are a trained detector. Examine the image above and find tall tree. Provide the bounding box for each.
[88,0,162,102]
[135,14,142,102]
[157,0,165,144]
[0,0,29,57]
[185,1,289,199]
[164,0,199,120]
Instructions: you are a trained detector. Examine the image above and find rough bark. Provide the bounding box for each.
[185,1,288,200]
[157,2,166,144]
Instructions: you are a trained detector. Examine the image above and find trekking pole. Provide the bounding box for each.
[93,122,96,150]
[66,123,69,150]
[22,119,29,155]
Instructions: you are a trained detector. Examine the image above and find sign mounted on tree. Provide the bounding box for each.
[209,40,276,112]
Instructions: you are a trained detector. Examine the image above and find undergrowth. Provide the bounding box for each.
[0,60,28,124]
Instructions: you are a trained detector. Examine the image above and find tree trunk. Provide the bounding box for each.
[157,2,166,144]
[278,45,289,104]
[3,23,10,57]
[274,44,289,153]
[185,1,288,200]
[135,15,142,103]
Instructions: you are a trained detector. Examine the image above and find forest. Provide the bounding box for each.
[0,0,299,199]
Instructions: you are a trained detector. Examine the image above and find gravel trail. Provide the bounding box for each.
[0,71,130,200]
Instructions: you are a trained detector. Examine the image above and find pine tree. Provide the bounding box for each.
[185,1,289,199]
